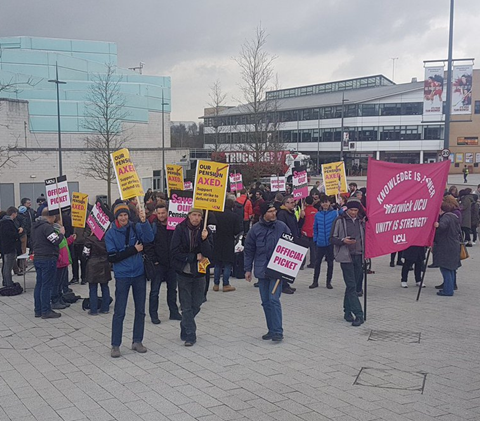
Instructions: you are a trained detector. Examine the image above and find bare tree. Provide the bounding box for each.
[207,80,228,152]
[233,26,285,179]
[81,64,129,207]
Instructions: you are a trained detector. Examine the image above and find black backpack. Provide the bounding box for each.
[234,200,245,220]
[0,282,23,296]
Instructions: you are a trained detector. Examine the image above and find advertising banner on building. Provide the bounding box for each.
[166,164,184,196]
[167,190,193,231]
[193,160,229,211]
[111,148,144,200]
[292,167,308,200]
[184,181,193,191]
[365,158,450,259]
[45,175,71,214]
[423,66,445,115]
[71,192,89,228]
[87,202,111,241]
[270,176,286,192]
[265,233,308,283]
[229,173,243,192]
[322,161,348,196]
[452,65,473,115]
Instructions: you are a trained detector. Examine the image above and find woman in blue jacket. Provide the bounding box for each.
[310,195,343,289]
[105,202,154,358]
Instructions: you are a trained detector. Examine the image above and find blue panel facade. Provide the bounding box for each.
[0,36,171,133]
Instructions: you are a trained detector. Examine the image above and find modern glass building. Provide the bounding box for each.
[0,36,170,133]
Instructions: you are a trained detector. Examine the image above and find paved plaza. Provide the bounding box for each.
[0,246,479,421]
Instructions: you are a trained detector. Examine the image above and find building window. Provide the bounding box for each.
[475,101,480,114]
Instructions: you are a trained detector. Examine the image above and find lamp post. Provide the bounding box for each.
[340,92,349,161]
[160,89,170,193]
[48,62,66,176]
[444,0,455,150]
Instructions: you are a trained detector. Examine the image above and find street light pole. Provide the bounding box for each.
[340,92,345,161]
[48,62,66,176]
[160,89,169,193]
[444,0,455,150]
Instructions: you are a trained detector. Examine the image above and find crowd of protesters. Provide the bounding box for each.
[0,177,475,357]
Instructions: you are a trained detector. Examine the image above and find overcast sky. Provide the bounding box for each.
[1,0,479,122]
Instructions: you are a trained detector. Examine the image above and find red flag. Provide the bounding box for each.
[365,158,450,259]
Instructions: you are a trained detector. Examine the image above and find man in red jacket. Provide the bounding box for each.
[302,196,318,269]
[235,189,253,233]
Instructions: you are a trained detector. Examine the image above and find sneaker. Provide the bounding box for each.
[184,341,195,347]
[132,342,147,353]
[289,286,296,292]
[282,287,294,294]
[357,290,363,297]
[401,282,408,288]
[416,282,425,288]
[41,311,61,319]
[169,313,182,321]
[51,302,67,310]
[69,278,79,285]
[111,346,121,358]
[352,317,364,327]
[253,282,259,287]
[272,334,284,342]
[80,279,87,285]
[389,261,395,267]
[326,282,333,289]
[306,264,315,269]
[213,284,220,292]
[88,311,98,316]
[473,242,476,245]
[34,313,41,318]
[435,283,444,289]
[223,285,236,292]
[396,260,403,266]
[309,282,318,289]
[437,291,453,296]
[466,243,473,247]
[344,314,354,322]
[59,298,71,307]
[99,310,110,314]
[262,332,273,340]
[151,318,161,325]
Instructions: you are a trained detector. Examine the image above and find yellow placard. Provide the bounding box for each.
[71,192,89,228]
[166,164,184,196]
[322,161,348,196]
[197,257,211,274]
[193,160,229,211]
[111,148,144,200]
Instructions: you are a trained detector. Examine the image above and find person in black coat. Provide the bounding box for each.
[400,246,426,288]
[0,207,22,286]
[212,199,243,292]
[144,204,182,324]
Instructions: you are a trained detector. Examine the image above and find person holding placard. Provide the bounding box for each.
[106,203,154,358]
[171,208,214,347]
[244,202,291,342]
[330,200,365,327]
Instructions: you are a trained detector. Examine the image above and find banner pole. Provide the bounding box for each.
[203,209,209,230]
[416,247,431,301]
[55,179,63,226]
[137,195,145,217]
[363,259,367,321]
[272,279,280,295]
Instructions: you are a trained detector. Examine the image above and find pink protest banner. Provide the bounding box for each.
[229,173,243,192]
[184,181,193,191]
[167,190,193,230]
[86,202,111,240]
[292,168,308,200]
[365,158,450,259]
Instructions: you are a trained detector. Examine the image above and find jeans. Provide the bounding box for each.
[401,259,423,283]
[111,275,146,347]
[149,265,179,319]
[213,262,232,286]
[2,252,15,287]
[472,226,478,243]
[177,273,205,342]
[52,266,68,303]
[340,255,364,318]
[439,267,455,296]
[34,259,57,315]
[71,244,86,281]
[313,245,334,284]
[258,278,283,335]
[89,283,111,314]
[306,237,316,266]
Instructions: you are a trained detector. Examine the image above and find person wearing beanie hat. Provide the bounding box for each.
[330,201,365,327]
[244,201,291,342]
[105,199,154,358]
[171,206,214,346]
